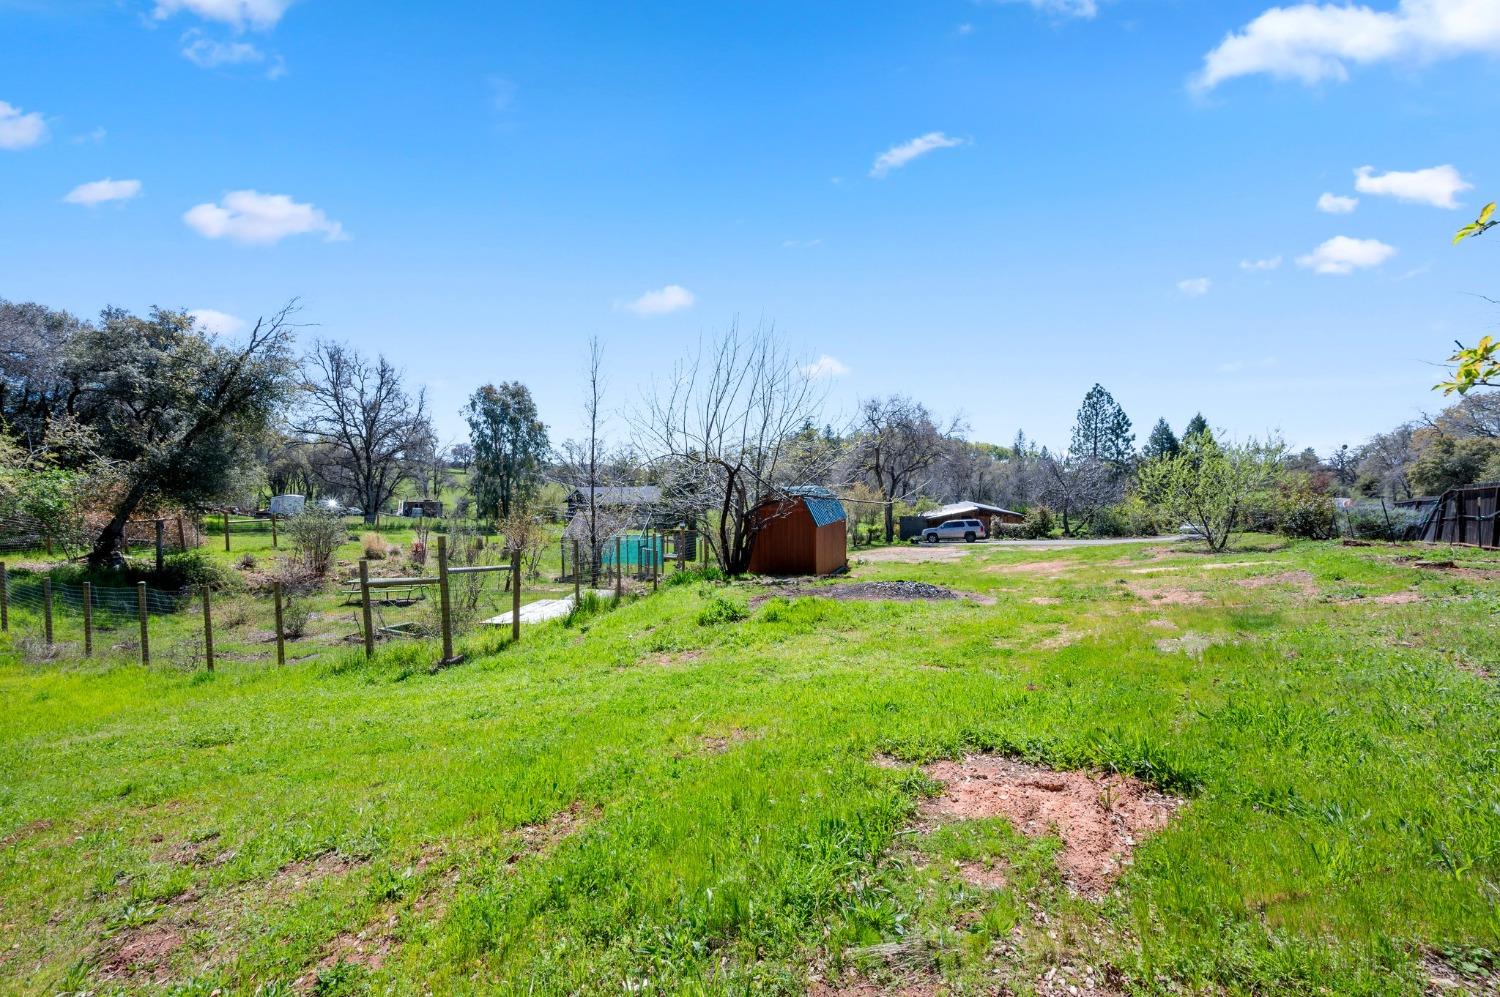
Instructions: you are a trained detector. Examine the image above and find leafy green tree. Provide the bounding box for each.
[1183,412,1210,442]
[1142,418,1180,460]
[76,305,298,566]
[1408,435,1500,495]
[464,381,550,520]
[1138,433,1285,550]
[1444,201,1498,393]
[1069,384,1134,467]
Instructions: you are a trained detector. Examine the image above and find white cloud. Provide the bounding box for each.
[188,308,246,335]
[1177,277,1212,296]
[993,0,1099,18]
[183,190,347,245]
[781,238,823,249]
[622,284,695,316]
[802,355,850,379]
[1194,0,1500,91]
[153,0,292,30]
[1317,192,1359,213]
[1354,163,1471,208]
[0,100,47,150]
[1296,235,1397,274]
[1240,255,1283,270]
[869,132,965,178]
[63,178,143,206]
[181,32,265,67]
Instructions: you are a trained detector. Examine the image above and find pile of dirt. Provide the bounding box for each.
[919,755,1183,896]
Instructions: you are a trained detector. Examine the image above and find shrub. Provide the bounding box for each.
[1089,497,1161,538]
[236,552,257,570]
[282,598,312,639]
[1026,506,1054,537]
[155,550,238,591]
[362,534,387,560]
[1266,474,1336,539]
[287,507,345,577]
[697,594,748,626]
[665,565,726,587]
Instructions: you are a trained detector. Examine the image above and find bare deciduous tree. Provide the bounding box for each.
[292,341,432,525]
[554,336,611,584]
[854,395,959,542]
[639,323,827,574]
[1039,452,1119,536]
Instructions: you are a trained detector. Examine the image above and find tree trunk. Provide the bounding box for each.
[89,480,150,568]
[883,501,895,544]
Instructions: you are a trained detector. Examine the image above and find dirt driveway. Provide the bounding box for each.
[855,536,1184,563]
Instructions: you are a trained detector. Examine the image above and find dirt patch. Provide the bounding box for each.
[855,545,972,564]
[955,859,1008,890]
[810,970,941,996]
[1028,596,1063,606]
[700,727,756,754]
[1234,570,1318,596]
[645,649,704,667]
[513,801,594,860]
[1036,630,1083,651]
[0,818,53,848]
[273,850,367,889]
[919,755,1183,896]
[1154,631,1222,658]
[164,832,234,867]
[1342,590,1423,606]
[987,559,1074,576]
[1127,584,1208,607]
[1146,619,1177,630]
[755,581,978,607]
[97,923,183,983]
[1423,949,1498,995]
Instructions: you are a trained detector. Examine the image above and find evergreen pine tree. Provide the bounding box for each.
[1143,418,1180,460]
[1183,412,1210,441]
[1069,384,1135,466]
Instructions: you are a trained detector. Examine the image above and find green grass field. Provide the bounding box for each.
[1,537,1497,995]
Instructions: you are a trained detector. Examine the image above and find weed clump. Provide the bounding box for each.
[697,594,747,626]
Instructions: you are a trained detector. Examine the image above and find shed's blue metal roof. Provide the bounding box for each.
[778,486,845,527]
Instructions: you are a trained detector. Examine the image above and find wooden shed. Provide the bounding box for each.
[748,486,848,576]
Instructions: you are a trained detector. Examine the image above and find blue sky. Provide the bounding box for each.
[4,0,1500,455]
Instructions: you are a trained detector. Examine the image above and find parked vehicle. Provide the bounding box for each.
[921,519,986,543]
[267,494,306,517]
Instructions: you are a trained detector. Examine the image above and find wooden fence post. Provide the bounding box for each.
[82,581,93,657]
[651,534,658,591]
[0,562,7,632]
[273,582,286,667]
[437,535,454,662]
[177,515,187,551]
[511,547,522,643]
[270,514,279,550]
[137,582,150,664]
[358,559,374,658]
[573,541,581,602]
[678,528,685,572]
[223,509,231,552]
[42,577,53,646]
[155,519,166,573]
[615,536,623,599]
[201,586,214,672]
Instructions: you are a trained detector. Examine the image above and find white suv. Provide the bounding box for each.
[921,519,986,543]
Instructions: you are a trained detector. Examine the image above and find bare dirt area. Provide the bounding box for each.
[809,970,942,996]
[1342,590,1423,606]
[986,559,1074,577]
[855,545,974,564]
[1126,583,1209,607]
[1234,570,1318,596]
[96,923,183,984]
[754,581,992,607]
[919,756,1183,896]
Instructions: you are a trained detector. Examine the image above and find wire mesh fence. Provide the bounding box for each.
[0,537,593,672]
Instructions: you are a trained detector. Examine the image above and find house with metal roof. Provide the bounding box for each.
[747,486,848,576]
[921,501,1023,530]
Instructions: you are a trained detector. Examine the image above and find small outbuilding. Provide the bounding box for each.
[748,486,848,576]
[922,501,1022,534]
[400,499,444,518]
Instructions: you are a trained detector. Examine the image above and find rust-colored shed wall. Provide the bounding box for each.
[748,499,848,576]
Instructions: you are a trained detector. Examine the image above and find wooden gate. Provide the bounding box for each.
[1418,483,1500,549]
